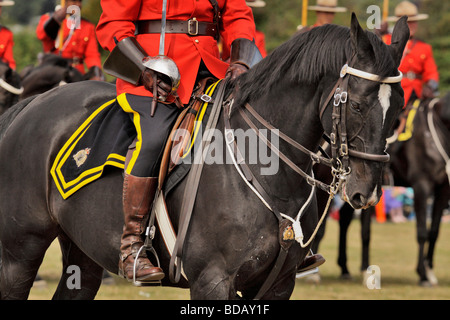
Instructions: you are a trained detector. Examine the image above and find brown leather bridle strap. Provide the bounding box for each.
[237,106,332,193]
[319,78,342,120]
[244,103,334,168]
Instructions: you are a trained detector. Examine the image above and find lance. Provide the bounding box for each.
[383,0,389,22]
[301,0,309,27]
[58,0,66,51]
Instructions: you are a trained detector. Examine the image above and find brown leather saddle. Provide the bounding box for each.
[158,77,217,190]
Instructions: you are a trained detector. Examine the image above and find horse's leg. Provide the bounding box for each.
[0,233,57,300]
[360,207,372,272]
[424,184,449,285]
[52,233,103,300]
[338,202,353,279]
[189,265,234,300]
[310,189,330,253]
[412,180,431,286]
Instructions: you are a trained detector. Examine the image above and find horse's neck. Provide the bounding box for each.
[247,82,324,153]
[237,83,325,214]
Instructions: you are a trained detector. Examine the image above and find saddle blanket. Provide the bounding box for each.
[50,81,219,199]
[50,81,221,283]
[50,97,135,199]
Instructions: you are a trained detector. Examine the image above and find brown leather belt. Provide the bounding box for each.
[404,71,422,80]
[136,19,217,37]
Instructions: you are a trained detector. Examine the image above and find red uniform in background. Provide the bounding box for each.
[36,13,102,75]
[96,0,256,104]
[384,34,439,105]
[254,30,266,57]
[0,26,15,69]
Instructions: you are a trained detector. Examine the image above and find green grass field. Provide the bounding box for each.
[28,219,450,300]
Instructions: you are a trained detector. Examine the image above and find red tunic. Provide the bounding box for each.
[255,30,267,58]
[384,34,439,104]
[36,14,102,75]
[0,26,16,70]
[96,0,256,104]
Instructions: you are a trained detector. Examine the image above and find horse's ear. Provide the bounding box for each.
[350,13,374,61]
[388,16,410,67]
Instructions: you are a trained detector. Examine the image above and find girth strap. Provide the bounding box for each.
[168,79,227,283]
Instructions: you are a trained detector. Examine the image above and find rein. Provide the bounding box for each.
[0,78,24,95]
[426,98,450,184]
[224,62,402,299]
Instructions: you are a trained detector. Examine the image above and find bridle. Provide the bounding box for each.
[320,63,403,172]
[226,62,402,197]
[223,61,402,299]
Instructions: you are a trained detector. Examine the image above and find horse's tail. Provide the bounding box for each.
[0,95,38,141]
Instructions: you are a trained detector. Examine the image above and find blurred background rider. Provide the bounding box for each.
[36,0,104,80]
[0,0,16,69]
[384,1,439,105]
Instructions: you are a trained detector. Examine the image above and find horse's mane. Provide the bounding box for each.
[235,24,396,105]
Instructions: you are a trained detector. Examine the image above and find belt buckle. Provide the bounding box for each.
[405,71,415,80]
[188,18,198,36]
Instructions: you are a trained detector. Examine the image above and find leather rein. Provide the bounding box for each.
[229,63,402,195]
[223,62,402,299]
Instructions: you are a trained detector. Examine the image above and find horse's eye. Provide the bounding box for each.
[350,101,361,112]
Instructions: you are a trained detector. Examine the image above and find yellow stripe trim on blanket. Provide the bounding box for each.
[182,80,221,159]
[50,98,124,199]
[116,93,143,175]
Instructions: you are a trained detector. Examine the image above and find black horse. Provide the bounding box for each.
[0,15,409,299]
[388,96,450,286]
[0,60,22,115]
[19,53,84,100]
[312,95,450,287]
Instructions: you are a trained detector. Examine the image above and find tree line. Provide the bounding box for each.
[2,0,450,92]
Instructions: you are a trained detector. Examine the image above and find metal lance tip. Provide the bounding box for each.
[151,73,158,117]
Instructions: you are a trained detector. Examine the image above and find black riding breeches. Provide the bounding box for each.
[117,93,180,177]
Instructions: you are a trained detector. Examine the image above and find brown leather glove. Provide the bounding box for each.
[225,62,249,81]
[53,7,68,23]
[422,80,438,100]
[141,68,172,101]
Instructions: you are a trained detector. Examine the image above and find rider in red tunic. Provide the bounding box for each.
[97,0,256,105]
[0,25,15,70]
[0,1,16,70]
[384,1,439,105]
[36,0,103,79]
[97,0,262,283]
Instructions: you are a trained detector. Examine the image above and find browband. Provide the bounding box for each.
[340,64,403,84]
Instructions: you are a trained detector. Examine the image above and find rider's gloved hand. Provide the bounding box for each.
[53,6,68,23]
[422,80,439,100]
[225,62,249,81]
[141,68,172,101]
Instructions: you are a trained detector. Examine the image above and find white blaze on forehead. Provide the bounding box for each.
[378,84,392,126]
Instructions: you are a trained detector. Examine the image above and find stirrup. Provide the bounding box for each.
[296,267,319,279]
[132,226,163,287]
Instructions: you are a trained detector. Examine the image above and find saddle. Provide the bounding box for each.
[397,99,420,142]
[158,77,216,189]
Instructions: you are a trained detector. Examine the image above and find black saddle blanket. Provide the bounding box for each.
[51,98,135,199]
[50,80,220,199]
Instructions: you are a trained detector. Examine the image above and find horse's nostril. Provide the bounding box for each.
[351,193,366,209]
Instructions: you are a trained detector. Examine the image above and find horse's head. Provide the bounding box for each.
[0,61,23,116]
[322,14,409,209]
